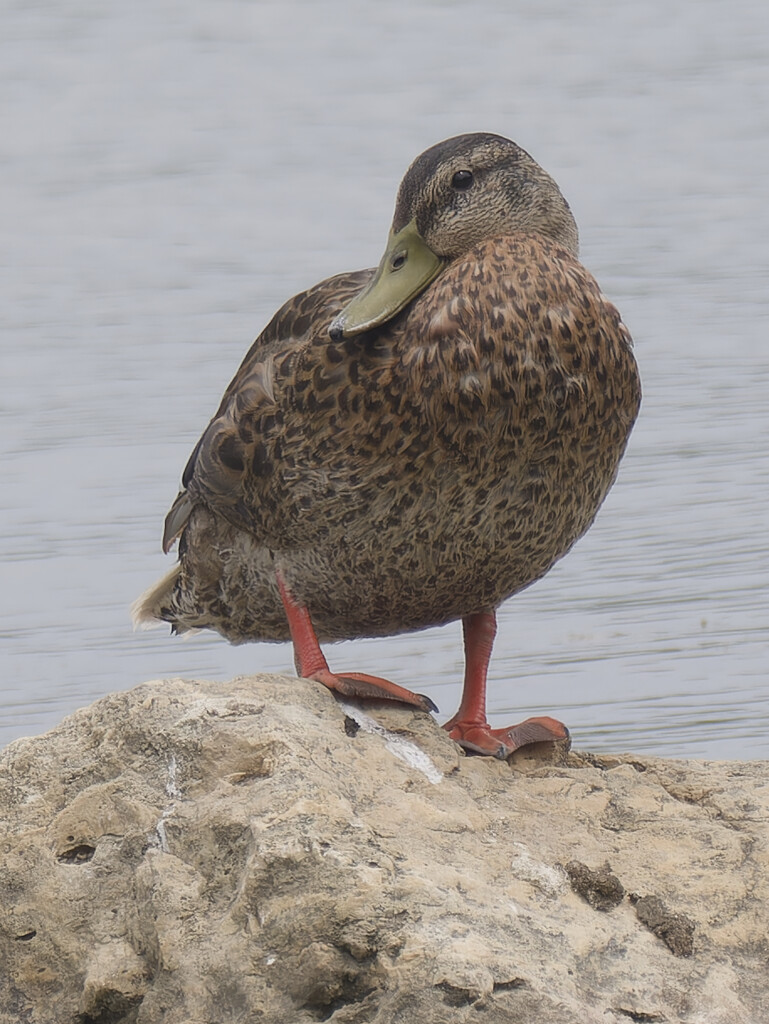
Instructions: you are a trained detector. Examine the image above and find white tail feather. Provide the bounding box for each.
[131,565,181,630]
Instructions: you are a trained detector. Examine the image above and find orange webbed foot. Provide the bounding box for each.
[308,668,438,713]
[444,612,570,758]
[444,716,569,759]
[276,571,438,714]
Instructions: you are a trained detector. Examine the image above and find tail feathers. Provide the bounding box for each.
[131,565,182,631]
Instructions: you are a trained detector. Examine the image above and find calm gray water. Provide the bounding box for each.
[2,0,767,758]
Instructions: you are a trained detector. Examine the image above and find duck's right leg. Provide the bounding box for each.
[276,570,438,713]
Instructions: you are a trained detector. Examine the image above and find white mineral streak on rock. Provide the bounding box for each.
[154,753,182,853]
[510,841,566,897]
[339,701,443,784]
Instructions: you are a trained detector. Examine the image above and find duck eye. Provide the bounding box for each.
[451,169,474,191]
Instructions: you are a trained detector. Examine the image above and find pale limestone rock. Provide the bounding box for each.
[0,673,767,1023]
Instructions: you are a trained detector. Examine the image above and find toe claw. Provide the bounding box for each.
[417,692,440,714]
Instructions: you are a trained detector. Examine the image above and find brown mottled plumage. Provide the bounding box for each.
[135,133,641,757]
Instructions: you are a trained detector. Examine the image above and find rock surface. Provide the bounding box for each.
[1,674,767,1023]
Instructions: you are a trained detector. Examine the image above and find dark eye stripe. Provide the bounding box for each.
[451,169,474,190]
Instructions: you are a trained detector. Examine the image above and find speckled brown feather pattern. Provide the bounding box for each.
[152,232,640,643]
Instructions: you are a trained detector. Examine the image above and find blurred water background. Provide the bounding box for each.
[2,0,767,757]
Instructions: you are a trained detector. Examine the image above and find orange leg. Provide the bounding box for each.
[443,610,569,758]
[276,570,437,713]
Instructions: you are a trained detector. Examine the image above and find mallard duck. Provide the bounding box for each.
[134,132,641,758]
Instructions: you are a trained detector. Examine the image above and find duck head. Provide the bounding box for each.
[328,132,579,340]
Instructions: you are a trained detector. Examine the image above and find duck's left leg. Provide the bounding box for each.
[443,610,569,758]
[276,570,438,713]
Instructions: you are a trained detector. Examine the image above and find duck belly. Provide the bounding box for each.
[165,437,620,644]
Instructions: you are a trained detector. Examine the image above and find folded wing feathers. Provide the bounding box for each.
[162,491,193,554]
[160,355,277,554]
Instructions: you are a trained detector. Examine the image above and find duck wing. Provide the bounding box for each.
[162,268,373,552]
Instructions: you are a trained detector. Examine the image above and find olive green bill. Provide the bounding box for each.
[328,218,443,339]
